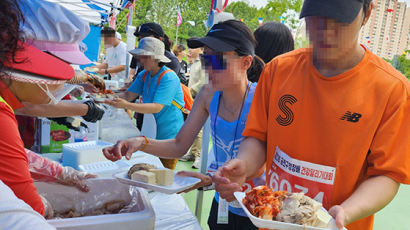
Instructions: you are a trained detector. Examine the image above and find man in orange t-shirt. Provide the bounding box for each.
[213,1,410,230]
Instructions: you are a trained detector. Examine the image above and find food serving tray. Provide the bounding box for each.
[113,170,200,194]
[234,192,347,230]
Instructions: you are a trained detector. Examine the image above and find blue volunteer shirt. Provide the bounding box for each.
[208,82,265,217]
[128,66,184,140]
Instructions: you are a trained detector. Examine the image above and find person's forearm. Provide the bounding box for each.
[123,102,163,114]
[26,149,62,180]
[95,63,108,69]
[107,65,125,74]
[16,102,88,117]
[117,91,138,101]
[238,137,267,180]
[341,175,399,225]
[140,137,188,159]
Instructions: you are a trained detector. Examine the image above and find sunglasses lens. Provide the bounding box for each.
[201,54,226,70]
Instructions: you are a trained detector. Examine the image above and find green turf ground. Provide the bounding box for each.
[176,161,410,230]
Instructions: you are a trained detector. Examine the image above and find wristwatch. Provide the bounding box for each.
[105,69,109,75]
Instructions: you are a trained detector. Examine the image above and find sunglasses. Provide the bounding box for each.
[200,54,227,70]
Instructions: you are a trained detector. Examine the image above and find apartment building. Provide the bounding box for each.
[359,0,410,59]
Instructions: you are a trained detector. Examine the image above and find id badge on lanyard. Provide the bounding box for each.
[267,146,336,208]
[209,154,256,225]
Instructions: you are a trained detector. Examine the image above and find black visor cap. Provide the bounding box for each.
[187,22,255,56]
[300,0,364,24]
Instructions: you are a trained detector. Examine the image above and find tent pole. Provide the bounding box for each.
[195,117,210,223]
[125,2,133,80]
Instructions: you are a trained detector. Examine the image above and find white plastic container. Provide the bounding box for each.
[36,178,155,230]
[62,141,113,170]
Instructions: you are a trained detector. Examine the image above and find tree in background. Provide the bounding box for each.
[115,0,208,46]
[384,52,410,80]
[114,0,305,48]
[226,0,303,31]
[395,52,410,80]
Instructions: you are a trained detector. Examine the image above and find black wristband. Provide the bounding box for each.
[82,100,103,122]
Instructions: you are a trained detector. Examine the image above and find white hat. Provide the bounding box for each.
[129,37,170,63]
[19,0,91,65]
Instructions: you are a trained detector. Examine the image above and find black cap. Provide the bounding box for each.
[187,23,255,56]
[300,0,364,24]
[134,22,164,38]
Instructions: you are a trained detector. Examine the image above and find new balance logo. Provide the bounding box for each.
[340,111,362,122]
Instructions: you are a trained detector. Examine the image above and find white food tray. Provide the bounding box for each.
[78,151,163,178]
[234,192,347,230]
[113,170,200,194]
[62,140,113,170]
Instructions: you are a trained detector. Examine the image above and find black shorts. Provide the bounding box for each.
[208,198,257,230]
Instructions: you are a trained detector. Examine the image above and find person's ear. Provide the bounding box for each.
[242,56,253,70]
[362,2,374,26]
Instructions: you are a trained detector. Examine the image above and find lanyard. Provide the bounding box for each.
[212,81,251,165]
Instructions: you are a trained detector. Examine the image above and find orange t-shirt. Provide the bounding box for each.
[243,47,410,230]
[0,82,45,216]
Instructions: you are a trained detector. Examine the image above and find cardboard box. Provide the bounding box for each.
[41,119,70,153]
[39,118,99,153]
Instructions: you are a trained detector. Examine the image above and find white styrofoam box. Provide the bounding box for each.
[35,178,155,230]
[62,141,113,170]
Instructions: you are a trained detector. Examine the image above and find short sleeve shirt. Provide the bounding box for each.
[128,66,184,139]
[105,41,129,80]
[243,47,410,230]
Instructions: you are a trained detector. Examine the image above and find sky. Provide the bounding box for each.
[230,0,410,9]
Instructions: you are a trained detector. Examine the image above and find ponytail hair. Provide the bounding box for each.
[247,55,265,82]
[220,20,265,82]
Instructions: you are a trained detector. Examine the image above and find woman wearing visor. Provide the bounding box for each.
[103,20,265,229]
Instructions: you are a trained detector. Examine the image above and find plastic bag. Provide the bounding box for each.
[35,179,140,218]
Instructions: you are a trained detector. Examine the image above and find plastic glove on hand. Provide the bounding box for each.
[57,166,97,192]
[82,100,105,122]
[40,195,54,219]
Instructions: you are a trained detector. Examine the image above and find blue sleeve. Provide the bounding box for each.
[128,70,145,95]
[153,72,180,106]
